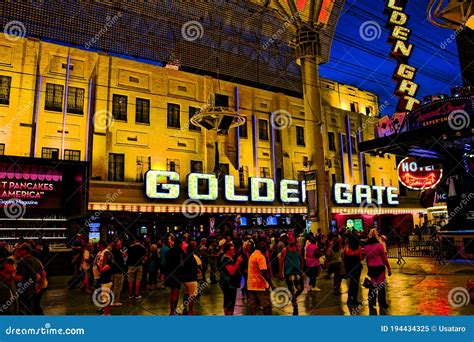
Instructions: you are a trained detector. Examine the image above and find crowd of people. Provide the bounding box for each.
[0,227,393,316]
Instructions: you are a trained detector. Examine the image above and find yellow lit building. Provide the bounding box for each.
[0,36,425,237]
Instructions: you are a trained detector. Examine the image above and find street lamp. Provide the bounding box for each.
[250,0,346,233]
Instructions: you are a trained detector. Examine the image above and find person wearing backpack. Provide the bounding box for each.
[219,242,243,315]
[279,241,304,315]
[304,236,322,292]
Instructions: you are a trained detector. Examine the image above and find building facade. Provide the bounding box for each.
[0,36,425,240]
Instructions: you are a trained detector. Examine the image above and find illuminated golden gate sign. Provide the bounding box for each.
[385,0,421,112]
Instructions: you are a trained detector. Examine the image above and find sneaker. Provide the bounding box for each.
[111,302,123,307]
[135,295,142,300]
[128,295,134,299]
[313,287,322,292]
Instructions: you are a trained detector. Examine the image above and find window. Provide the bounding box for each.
[239,119,248,138]
[42,147,59,160]
[64,149,80,161]
[135,98,150,124]
[275,129,280,142]
[341,134,348,153]
[190,160,203,173]
[167,103,180,128]
[0,76,12,105]
[136,156,151,182]
[108,153,125,182]
[239,166,248,188]
[365,106,373,116]
[331,173,337,187]
[328,132,336,151]
[296,126,305,146]
[372,177,376,186]
[258,119,269,141]
[188,107,201,131]
[112,94,127,121]
[219,163,230,176]
[350,136,357,153]
[297,171,305,181]
[215,94,229,107]
[67,87,84,114]
[350,101,359,113]
[0,143,5,155]
[45,83,64,112]
[260,167,271,179]
[167,158,180,174]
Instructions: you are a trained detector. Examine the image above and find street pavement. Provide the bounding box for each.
[42,257,474,315]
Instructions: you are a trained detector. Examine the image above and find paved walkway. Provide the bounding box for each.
[42,258,474,316]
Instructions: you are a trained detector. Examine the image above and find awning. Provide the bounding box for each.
[0,163,62,182]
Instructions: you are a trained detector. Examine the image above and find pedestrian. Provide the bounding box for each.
[15,243,45,315]
[219,242,243,315]
[240,239,252,300]
[325,236,343,295]
[247,240,274,315]
[165,236,184,315]
[343,234,364,305]
[0,258,18,315]
[364,229,391,310]
[148,244,159,291]
[79,242,93,294]
[67,235,83,289]
[159,238,170,289]
[305,236,322,292]
[198,238,208,283]
[180,243,199,315]
[126,237,146,300]
[93,241,107,290]
[279,241,304,315]
[110,239,125,307]
[208,240,219,284]
[98,247,114,316]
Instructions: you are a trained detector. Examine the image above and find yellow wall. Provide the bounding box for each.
[0,36,405,198]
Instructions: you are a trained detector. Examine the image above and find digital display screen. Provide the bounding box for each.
[266,216,277,226]
[240,216,247,226]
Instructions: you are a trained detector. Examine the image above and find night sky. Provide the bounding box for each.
[319,0,462,116]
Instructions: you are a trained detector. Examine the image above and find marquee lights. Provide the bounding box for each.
[385,0,421,112]
[145,171,306,203]
[334,183,399,206]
